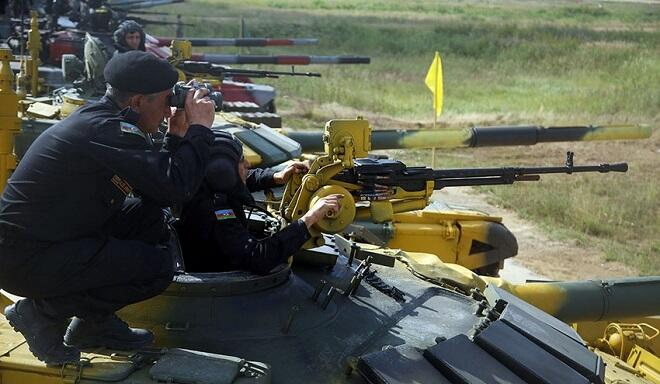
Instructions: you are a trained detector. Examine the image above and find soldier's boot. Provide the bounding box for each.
[64,313,154,350]
[3,300,81,365]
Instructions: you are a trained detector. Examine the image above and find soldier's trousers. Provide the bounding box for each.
[0,198,174,320]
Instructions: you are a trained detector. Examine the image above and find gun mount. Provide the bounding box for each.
[278,118,629,262]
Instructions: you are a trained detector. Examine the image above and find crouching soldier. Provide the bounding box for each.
[0,51,216,364]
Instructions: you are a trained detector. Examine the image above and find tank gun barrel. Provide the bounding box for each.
[498,277,660,323]
[155,37,319,47]
[191,53,371,65]
[285,124,652,152]
[106,0,184,10]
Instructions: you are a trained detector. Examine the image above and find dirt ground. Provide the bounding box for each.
[434,187,638,281]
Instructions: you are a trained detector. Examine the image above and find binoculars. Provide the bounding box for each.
[170,82,223,111]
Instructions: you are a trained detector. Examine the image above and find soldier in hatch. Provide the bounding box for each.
[113,20,146,55]
[177,133,342,275]
[0,51,216,365]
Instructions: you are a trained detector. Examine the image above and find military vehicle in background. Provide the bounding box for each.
[1,1,370,127]
[0,112,658,384]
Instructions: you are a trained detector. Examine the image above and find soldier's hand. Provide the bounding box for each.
[301,194,343,229]
[185,82,215,129]
[167,107,188,137]
[273,162,309,185]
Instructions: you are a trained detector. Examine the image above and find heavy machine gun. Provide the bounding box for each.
[65,0,187,31]
[175,60,322,80]
[278,118,629,257]
[334,152,627,201]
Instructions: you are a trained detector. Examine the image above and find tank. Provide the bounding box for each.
[1,49,658,383]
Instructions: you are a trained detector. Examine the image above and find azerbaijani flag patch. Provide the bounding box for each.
[215,208,236,221]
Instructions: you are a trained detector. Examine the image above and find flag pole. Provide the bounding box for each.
[431,106,437,167]
[425,51,442,168]
[431,51,439,168]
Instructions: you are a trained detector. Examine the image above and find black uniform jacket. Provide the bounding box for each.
[0,96,214,243]
[178,167,311,275]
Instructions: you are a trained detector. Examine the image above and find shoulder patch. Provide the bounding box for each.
[214,208,237,221]
[111,174,133,196]
[120,121,146,139]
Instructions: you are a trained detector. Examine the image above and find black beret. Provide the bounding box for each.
[104,51,179,94]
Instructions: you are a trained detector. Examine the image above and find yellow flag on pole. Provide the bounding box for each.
[425,51,443,117]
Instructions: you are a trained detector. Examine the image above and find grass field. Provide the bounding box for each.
[151,0,659,274]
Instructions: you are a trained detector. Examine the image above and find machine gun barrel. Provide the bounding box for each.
[178,60,321,78]
[191,53,371,65]
[433,156,628,189]
[337,153,627,199]
[285,124,652,152]
[155,37,319,47]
